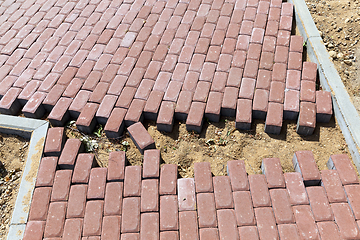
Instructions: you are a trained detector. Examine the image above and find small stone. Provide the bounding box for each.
[337,52,344,59]
[344,60,353,65]
[329,51,337,59]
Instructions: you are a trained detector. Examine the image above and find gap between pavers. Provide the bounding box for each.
[0,115,48,240]
[289,0,360,171]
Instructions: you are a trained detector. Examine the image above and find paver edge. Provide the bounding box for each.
[289,0,360,171]
[0,115,49,240]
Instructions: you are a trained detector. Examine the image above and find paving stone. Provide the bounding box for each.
[264,102,283,135]
[143,91,165,121]
[76,102,99,134]
[29,187,52,221]
[226,160,249,191]
[284,172,309,205]
[316,91,333,123]
[96,95,118,125]
[104,181,123,216]
[262,158,285,188]
[205,91,223,122]
[143,149,160,178]
[179,211,199,239]
[0,87,22,115]
[83,201,104,236]
[101,216,121,240]
[292,151,321,186]
[51,169,72,202]
[327,154,359,185]
[44,127,66,157]
[175,91,194,121]
[252,89,269,119]
[124,166,142,197]
[233,191,256,226]
[58,139,83,169]
[238,226,259,240]
[23,221,46,240]
[160,231,179,240]
[62,218,83,240]
[197,193,217,228]
[87,168,107,200]
[300,80,316,103]
[332,203,360,239]
[302,62,317,82]
[186,101,206,133]
[160,195,179,231]
[178,178,196,211]
[316,221,342,240]
[269,189,294,224]
[128,122,156,154]
[277,224,301,240]
[65,89,89,117]
[36,157,57,187]
[297,102,316,135]
[236,98,252,130]
[160,164,178,195]
[194,162,214,193]
[248,174,271,207]
[217,209,239,240]
[256,70,271,90]
[48,97,72,127]
[104,107,127,139]
[141,179,159,213]
[255,207,279,240]
[124,99,146,126]
[67,184,88,219]
[44,202,67,238]
[227,67,243,88]
[222,86,238,117]
[307,186,334,221]
[284,89,300,120]
[213,176,234,209]
[320,170,347,203]
[199,228,220,240]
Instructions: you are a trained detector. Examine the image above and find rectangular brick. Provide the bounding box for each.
[140,213,159,239]
[58,139,83,169]
[0,87,22,115]
[252,89,269,119]
[199,228,219,240]
[316,221,342,240]
[29,187,52,221]
[96,95,118,125]
[233,191,255,226]
[316,91,333,123]
[124,99,146,126]
[72,153,95,184]
[327,154,359,185]
[141,179,159,212]
[236,98,252,130]
[44,202,67,238]
[76,102,99,134]
[264,102,283,135]
[321,170,347,203]
[36,157,57,187]
[205,92,223,122]
[122,197,141,233]
[177,178,196,211]
[160,195,179,231]
[227,160,249,191]
[48,97,72,127]
[127,122,155,153]
[269,81,285,103]
[83,201,104,236]
[44,127,65,157]
[284,172,309,205]
[293,205,320,239]
[51,170,72,202]
[104,107,127,139]
[261,158,285,188]
[277,224,301,240]
[101,216,121,240]
[239,78,256,99]
[197,193,217,228]
[284,89,299,120]
[179,211,199,240]
[269,189,295,224]
[300,80,316,103]
[194,162,213,193]
[186,102,206,133]
[293,151,321,186]
[104,182,123,216]
[238,226,259,240]
[307,186,334,221]
[248,174,271,207]
[255,207,279,240]
[124,166,142,197]
[87,168,107,200]
[67,185,88,218]
[221,86,238,117]
[157,101,175,132]
[213,176,234,209]
[332,203,360,239]
[217,209,239,240]
[159,164,177,195]
[23,221,46,240]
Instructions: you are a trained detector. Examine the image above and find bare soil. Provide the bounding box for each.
[304,0,360,112]
[65,116,350,178]
[0,134,28,240]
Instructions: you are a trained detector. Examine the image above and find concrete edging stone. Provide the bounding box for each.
[0,115,49,240]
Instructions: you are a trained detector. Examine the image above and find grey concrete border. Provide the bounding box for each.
[288,0,360,170]
[0,115,48,240]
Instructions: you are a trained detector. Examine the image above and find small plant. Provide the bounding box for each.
[93,125,103,137]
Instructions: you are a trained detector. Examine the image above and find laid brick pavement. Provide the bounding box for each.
[0,0,333,136]
[22,125,360,239]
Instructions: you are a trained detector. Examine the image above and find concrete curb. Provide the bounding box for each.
[0,115,49,240]
[289,0,360,171]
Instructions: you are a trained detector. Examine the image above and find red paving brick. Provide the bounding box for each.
[11,1,353,238]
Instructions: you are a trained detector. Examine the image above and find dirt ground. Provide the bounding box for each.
[0,133,28,239]
[66,115,350,178]
[304,0,360,112]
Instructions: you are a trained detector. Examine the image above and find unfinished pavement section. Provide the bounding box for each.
[0,0,333,137]
[288,0,360,171]
[21,126,360,239]
[0,115,48,240]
